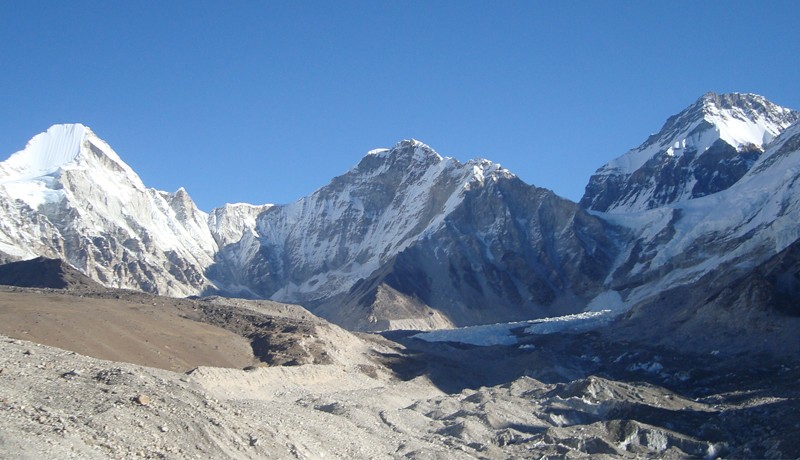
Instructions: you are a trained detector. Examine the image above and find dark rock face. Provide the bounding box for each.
[709,238,800,317]
[617,139,761,211]
[689,140,761,197]
[401,179,616,323]
[0,256,101,289]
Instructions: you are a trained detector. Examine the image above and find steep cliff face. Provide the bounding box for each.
[581,93,799,213]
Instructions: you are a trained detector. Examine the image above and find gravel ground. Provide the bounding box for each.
[1,287,799,459]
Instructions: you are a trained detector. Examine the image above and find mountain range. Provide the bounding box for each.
[0,92,798,332]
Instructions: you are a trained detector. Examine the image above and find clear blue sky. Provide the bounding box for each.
[1,1,798,210]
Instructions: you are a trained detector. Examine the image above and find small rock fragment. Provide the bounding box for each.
[134,394,151,406]
[61,370,80,380]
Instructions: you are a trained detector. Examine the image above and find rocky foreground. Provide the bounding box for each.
[1,287,798,459]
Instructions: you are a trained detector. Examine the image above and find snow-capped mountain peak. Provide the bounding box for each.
[603,93,795,176]
[581,93,800,213]
[360,139,443,169]
[0,124,218,296]
[0,124,149,210]
[368,139,438,157]
[701,92,794,150]
[464,158,514,185]
[207,140,533,309]
[0,123,141,184]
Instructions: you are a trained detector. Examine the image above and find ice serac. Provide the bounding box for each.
[0,124,218,296]
[581,93,800,213]
[209,140,618,330]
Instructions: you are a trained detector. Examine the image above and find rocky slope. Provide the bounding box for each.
[313,174,618,330]
[611,233,800,358]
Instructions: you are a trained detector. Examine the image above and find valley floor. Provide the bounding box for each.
[0,287,798,459]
